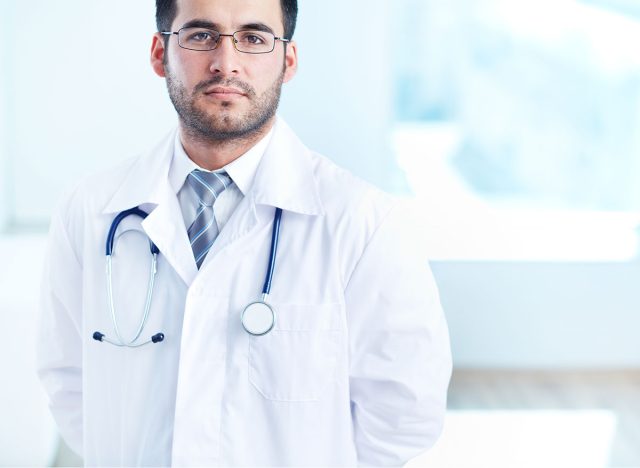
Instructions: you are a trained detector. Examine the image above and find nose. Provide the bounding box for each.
[209,34,240,75]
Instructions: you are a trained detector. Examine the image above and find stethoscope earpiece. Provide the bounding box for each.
[93,329,164,347]
[93,332,105,342]
[151,333,165,343]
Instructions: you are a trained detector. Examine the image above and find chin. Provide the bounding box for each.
[207,116,250,135]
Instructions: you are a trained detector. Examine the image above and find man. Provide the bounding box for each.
[37,0,452,466]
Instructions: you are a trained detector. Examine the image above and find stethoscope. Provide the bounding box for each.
[93,206,283,347]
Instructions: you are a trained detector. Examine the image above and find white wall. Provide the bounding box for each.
[0,235,57,466]
[6,1,174,225]
[279,1,405,193]
[0,1,12,230]
[433,261,640,368]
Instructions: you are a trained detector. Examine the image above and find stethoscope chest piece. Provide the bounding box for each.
[241,301,276,336]
[241,207,283,337]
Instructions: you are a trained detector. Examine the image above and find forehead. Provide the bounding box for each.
[174,0,284,33]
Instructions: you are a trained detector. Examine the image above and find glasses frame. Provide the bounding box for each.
[160,27,290,54]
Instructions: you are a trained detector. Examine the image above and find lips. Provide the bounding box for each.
[204,86,245,96]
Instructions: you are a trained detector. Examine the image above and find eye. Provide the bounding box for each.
[182,28,219,45]
[238,31,267,45]
[246,34,265,44]
[190,31,214,42]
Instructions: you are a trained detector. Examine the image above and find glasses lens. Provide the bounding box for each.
[234,30,275,53]
[178,27,219,51]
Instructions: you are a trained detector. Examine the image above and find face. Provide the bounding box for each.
[150,0,298,142]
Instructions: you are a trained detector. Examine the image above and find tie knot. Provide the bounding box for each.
[188,170,232,207]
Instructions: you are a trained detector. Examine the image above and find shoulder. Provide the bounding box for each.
[43,155,141,265]
[49,124,174,253]
[54,155,140,224]
[309,151,397,226]
[306,151,421,283]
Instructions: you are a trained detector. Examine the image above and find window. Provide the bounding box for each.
[392,0,640,261]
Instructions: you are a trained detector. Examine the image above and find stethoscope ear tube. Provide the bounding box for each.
[97,207,162,348]
[105,207,159,256]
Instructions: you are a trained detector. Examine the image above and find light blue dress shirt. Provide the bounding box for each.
[168,127,275,232]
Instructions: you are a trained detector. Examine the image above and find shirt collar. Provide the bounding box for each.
[169,126,275,196]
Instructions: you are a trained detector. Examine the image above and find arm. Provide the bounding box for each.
[346,201,452,467]
[36,203,84,456]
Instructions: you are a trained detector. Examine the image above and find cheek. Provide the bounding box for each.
[168,53,209,83]
[251,62,284,90]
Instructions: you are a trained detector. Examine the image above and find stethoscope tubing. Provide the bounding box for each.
[96,207,162,347]
[106,207,159,256]
[262,207,283,296]
[240,207,282,336]
[96,205,284,345]
[105,252,158,346]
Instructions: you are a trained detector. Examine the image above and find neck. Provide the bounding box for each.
[179,117,275,171]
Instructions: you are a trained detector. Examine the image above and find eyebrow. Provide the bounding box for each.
[240,23,275,35]
[180,18,276,35]
[181,19,220,30]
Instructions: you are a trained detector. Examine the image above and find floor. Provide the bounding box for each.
[54,369,640,467]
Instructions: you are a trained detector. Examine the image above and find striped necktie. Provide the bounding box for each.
[187,169,232,269]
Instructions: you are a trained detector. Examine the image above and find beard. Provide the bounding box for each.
[165,65,284,143]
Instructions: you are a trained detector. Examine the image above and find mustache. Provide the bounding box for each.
[193,76,255,97]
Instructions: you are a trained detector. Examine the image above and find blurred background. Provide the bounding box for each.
[1,0,639,466]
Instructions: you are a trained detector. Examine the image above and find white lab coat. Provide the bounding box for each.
[37,117,451,467]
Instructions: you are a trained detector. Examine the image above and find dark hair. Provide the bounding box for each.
[155,0,298,39]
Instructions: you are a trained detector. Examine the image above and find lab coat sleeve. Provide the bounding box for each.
[36,199,84,457]
[345,200,452,467]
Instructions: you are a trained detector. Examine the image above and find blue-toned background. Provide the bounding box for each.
[1,0,639,465]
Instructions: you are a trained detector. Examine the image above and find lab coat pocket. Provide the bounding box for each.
[248,303,342,402]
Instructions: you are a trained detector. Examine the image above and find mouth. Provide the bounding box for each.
[204,86,246,98]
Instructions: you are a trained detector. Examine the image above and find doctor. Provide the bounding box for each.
[37,0,452,466]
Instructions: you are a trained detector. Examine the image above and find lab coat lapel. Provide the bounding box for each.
[251,118,324,216]
[102,129,198,286]
[203,118,324,265]
[142,187,198,286]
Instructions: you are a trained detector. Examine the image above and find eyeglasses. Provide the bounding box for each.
[161,27,290,54]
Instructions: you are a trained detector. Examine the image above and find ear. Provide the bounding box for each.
[150,33,167,78]
[282,40,298,83]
